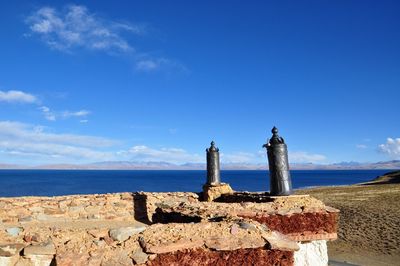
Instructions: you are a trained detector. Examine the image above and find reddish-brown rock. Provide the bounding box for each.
[239,211,338,235]
[146,248,293,266]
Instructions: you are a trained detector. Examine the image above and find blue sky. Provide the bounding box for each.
[0,0,399,165]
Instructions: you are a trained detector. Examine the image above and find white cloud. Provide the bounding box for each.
[26,5,142,52]
[378,138,400,158]
[0,121,117,163]
[288,151,326,163]
[0,90,37,103]
[120,145,203,164]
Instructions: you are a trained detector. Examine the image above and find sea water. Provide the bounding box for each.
[0,169,391,197]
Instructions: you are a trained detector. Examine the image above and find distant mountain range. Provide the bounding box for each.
[0,160,399,170]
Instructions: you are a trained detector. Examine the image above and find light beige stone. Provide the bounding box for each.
[101,251,132,266]
[262,231,299,251]
[131,249,148,265]
[23,255,54,266]
[0,244,25,256]
[203,183,234,201]
[23,241,56,256]
[0,255,19,266]
[109,226,146,242]
[145,239,204,254]
[204,236,265,251]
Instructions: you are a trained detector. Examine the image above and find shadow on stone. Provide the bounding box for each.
[214,192,274,203]
[152,208,202,224]
[133,193,151,225]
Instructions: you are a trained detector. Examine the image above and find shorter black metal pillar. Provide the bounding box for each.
[263,127,293,196]
[206,141,221,185]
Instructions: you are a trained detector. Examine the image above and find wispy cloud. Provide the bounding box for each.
[0,121,117,163]
[0,121,330,165]
[62,110,91,118]
[0,90,37,103]
[221,151,265,164]
[26,5,142,52]
[119,145,204,164]
[38,106,90,121]
[289,151,326,163]
[221,150,326,164]
[356,144,368,149]
[135,57,188,73]
[38,106,56,121]
[25,5,186,73]
[378,137,400,158]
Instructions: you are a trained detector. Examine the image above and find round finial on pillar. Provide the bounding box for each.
[208,141,219,152]
[269,126,284,145]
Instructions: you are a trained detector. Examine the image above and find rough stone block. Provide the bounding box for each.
[203,183,234,202]
[23,241,55,256]
[109,226,146,242]
[23,255,54,266]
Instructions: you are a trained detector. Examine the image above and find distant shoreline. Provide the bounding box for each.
[0,167,398,171]
[1,159,399,171]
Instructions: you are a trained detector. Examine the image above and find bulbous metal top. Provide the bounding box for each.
[263,127,285,148]
[270,126,285,145]
[207,141,219,152]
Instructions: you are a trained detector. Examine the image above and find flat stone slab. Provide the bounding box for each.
[151,193,339,239]
[141,220,299,254]
[109,225,147,242]
[23,241,56,255]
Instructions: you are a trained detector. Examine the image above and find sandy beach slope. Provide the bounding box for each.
[296,171,400,266]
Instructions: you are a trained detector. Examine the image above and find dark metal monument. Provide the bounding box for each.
[263,127,293,196]
[206,141,221,185]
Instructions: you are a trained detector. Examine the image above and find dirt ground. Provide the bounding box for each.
[296,171,400,266]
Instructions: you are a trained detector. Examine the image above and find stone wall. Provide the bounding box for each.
[0,193,136,224]
[0,192,200,224]
[0,191,338,266]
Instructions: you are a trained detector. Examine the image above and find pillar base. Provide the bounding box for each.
[202,183,234,202]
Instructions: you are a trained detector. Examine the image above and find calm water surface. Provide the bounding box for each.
[0,169,391,197]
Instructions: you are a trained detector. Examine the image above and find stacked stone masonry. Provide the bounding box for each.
[0,191,339,265]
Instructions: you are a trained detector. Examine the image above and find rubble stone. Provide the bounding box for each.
[23,241,56,256]
[109,226,146,242]
[0,243,25,256]
[6,227,23,237]
[131,249,148,264]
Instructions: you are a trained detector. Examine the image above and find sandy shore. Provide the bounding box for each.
[296,171,400,266]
